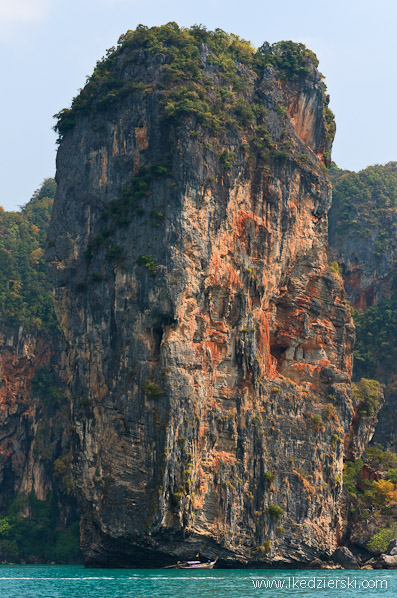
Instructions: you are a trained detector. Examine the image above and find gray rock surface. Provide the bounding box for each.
[331,546,359,569]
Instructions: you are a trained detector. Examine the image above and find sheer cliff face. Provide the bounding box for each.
[48,29,355,566]
[0,326,74,523]
[0,328,52,508]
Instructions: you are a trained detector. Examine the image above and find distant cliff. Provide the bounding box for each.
[329,163,397,558]
[47,25,367,567]
[329,163,397,450]
[0,182,80,563]
[329,163,397,311]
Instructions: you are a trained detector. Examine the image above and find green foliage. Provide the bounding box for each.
[150,209,165,226]
[83,162,171,260]
[219,149,234,170]
[367,526,397,554]
[344,446,397,527]
[54,24,321,142]
[265,504,284,522]
[53,454,73,494]
[31,367,67,411]
[323,403,337,421]
[255,40,319,79]
[53,521,80,562]
[143,380,164,398]
[82,162,172,260]
[83,161,171,263]
[387,469,397,484]
[352,379,383,415]
[298,153,308,164]
[54,24,256,138]
[324,105,336,143]
[329,260,341,276]
[264,472,276,484]
[343,458,364,497]
[83,229,112,260]
[365,446,397,470]
[119,163,171,208]
[330,432,343,447]
[255,540,271,554]
[353,286,397,380]
[137,254,157,276]
[233,98,255,126]
[310,413,324,431]
[330,162,397,253]
[105,245,123,261]
[0,179,57,331]
[0,493,80,563]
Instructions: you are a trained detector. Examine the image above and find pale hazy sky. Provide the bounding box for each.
[1,0,396,210]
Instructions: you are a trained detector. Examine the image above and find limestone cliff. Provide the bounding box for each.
[0,325,72,514]
[0,183,79,563]
[329,163,397,451]
[48,25,359,566]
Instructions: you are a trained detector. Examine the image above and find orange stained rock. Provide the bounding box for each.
[207,328,227,343]
[291,308,306,318]
[212,450,237,471]
[225,265,243,290]
[285,89,317,152]
[206,249,222,286]
[255,311,277,378]
[211,320,228,333]
[220,387,235,399]
[204,340,227,363]
[135,126,149,151]
[296,294,311,305]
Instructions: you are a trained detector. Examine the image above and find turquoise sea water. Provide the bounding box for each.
[0,566,394,597]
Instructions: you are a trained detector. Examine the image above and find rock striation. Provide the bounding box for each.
[48,25,364,566]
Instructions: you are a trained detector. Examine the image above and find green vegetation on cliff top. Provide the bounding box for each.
[54,23,324,140]
[330,162,397,256]
[59,25,332,267]
[0,179,57,331]
[330,163,397,381]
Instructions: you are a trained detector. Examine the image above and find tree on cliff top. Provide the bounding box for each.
[54,23,323,141]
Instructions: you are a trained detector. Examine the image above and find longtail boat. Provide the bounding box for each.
[164,557,218,569]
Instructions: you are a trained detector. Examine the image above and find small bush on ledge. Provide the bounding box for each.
[137,254,157,276]
[265,504,284,522]
[352,379,383,416]
[311,413,325,432]
[144,381,164,399]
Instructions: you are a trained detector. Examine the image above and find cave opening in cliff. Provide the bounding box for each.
[152,326,163,359]
[270,344,288,369]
